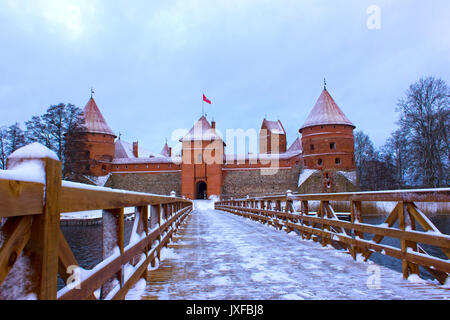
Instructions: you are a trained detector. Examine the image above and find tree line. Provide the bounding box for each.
[356,76,449,190]
[0,103,84,178]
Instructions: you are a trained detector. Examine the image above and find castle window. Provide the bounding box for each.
[317,159,323,166]
[102,165,106,171]
[310,144,314,151]
[335,158,341,165]
[330,142,335,150]
[321,125,324,129]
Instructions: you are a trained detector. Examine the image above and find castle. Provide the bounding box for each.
[72,85,358,199]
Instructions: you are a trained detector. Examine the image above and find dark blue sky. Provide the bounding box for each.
[1,0,449,154]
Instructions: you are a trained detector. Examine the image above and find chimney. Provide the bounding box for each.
[133,141,139,158]
[169,147,172,157]
[211,120,216,129]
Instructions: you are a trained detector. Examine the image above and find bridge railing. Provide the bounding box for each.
[215,189,450,284]
[0,151,192,300]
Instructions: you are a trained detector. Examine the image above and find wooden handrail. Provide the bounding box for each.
[216,189,450,285]
[0,153,193,300]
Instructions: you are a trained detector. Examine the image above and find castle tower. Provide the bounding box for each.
[76,97,116,176]
[259,119,287,154]
[299,86,356,189]
[180,116,225,199]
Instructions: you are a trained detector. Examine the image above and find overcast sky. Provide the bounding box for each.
[0,0,449,154]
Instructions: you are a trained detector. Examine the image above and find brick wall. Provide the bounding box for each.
[221,165,303,199]
[104,172,182,196]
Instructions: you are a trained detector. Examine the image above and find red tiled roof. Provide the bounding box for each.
[81,97,116,136]
[160,143,171,157]
[180,116,223,142]
[300,89,355,131]
[262,119,286,135]
[287,137,302,152]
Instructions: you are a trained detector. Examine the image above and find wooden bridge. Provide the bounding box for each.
[0,152,449,300]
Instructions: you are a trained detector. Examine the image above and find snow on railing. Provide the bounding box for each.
[215,188,450,285]
[0,143,193,300]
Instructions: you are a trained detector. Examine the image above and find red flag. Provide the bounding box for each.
[203,94,211,104]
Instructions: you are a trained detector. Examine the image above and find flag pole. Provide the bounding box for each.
[202,91,204,116]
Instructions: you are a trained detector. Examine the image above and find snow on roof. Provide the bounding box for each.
[225,149,301,162]
[298,169,318,187]
[8,142,59,161]
[287,137,302,152]
[262,119,286,135]
[81,97,116,136]
[111,156,181,165]
[180,116,223,142]
[300,89,355,131]
[114,139,162,159]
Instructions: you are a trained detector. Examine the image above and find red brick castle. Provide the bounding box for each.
[73,85,357,199]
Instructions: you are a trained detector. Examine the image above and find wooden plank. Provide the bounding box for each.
[286,222,450,274]
[58,206,191,300]
[218,205,450,249]
[57,229,97,300]
[0,216,32,285]
[100,208,124,299]
[60,184,190,213]
[0,179,44,218]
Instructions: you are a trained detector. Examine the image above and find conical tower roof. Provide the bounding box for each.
[180,116,223,142]
[300,89,355,132]
[160,142,171,157]
[81,97,116,136]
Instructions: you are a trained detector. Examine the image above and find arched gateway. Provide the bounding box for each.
[195,181,207,200]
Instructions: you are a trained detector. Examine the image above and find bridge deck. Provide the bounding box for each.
[139,202,449,300]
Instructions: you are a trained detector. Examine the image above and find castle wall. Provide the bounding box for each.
[221,165,302,199]
[104,172,182,196]
[297,169,358,194]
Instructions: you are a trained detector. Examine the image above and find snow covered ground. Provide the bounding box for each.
[137,202,449,300]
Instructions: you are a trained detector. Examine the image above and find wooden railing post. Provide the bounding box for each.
[26,157,62,300]
[100,207,124,299]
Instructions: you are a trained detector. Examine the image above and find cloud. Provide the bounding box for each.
[0,0,98,39]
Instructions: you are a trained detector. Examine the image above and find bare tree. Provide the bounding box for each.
[383,128,409,188]
[0,127,7,169]
[396,76,449,187]
[6,123,26,155]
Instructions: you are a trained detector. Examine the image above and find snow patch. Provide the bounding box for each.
[125,278,147,300]
[298,169,318,187]
[194,200,215,211]
[407,274,426,284]
[0,160,45,183]
[8,142,58,161]
[337,171,357,185]
[160,247,179,260]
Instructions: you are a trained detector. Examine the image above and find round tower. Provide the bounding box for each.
[76,96,116,176]
[299,85,356,190]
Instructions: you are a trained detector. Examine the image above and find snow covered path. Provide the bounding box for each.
[141,202,449,300]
